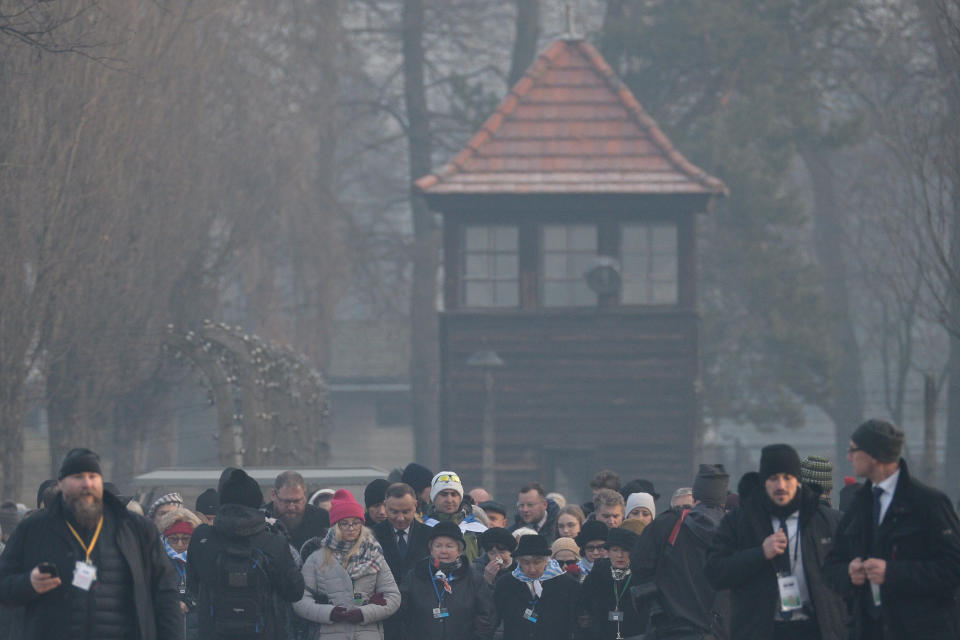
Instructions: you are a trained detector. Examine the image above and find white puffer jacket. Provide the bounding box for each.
[293,529,400,640]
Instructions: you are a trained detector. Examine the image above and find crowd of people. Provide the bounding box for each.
[0,418,958,639]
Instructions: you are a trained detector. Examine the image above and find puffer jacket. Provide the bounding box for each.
[293,528,400,640]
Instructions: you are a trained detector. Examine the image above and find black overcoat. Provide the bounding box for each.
[399,555,494,640]
[493,570,578,640]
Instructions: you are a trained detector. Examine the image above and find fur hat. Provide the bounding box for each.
[219,469,263,509]
[625,492,656,520]
[800,456,834,491]
[328,489,364,525]
[851,419,904,463]
[430,471,464,502]
[575,520,609,548]
[480,526,517,552]
[605,526,640,551]
[759,444,801,480]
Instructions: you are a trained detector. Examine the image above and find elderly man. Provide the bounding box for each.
[706,444,847,640]
[264,470,329,552]
[509,483,560,544]
[823,419,960,639]
[0,448,183,640]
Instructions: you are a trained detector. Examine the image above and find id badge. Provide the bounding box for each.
[354,593,364,605]
[72,561,97,591]
[608,610,624,622]
[523,608,538,623]
[776,573,802,612]
[871,583,881,607]
[432,607,449,619]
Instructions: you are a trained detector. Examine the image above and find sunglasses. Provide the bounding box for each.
[435,474,461,484]
[584,544,605,552]
[561,558,579,567]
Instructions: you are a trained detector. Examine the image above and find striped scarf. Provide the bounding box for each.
[512,558,564,597]
[163,538,188,582]
[322,528,384,579]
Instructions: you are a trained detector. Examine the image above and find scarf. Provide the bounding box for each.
[761,490,801,520]
[163,538,187,582]
[578,557,593,576]
[322,527,383,579]
[512,558,564,597]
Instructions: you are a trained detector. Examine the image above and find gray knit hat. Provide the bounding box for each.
[800,456,833,491]
[851,419,904,463]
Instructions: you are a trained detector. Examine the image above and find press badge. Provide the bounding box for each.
[72,561,97,591]
[608,611,624,622]
[871,583,881,607]
[523,608,538,623]
[776,573,802,612]
[432,607,449,619]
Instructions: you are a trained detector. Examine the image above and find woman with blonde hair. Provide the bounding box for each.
[554,504,584,540]
[294,489,400,639]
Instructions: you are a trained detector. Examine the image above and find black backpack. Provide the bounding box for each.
[211,540,273,638]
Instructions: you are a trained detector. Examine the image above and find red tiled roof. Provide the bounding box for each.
[415,39,727,196]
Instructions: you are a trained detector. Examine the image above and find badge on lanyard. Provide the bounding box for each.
[72,561,97,591]
[776,572,802,612]
[432,607,449,619]
[523,607,538,623]
[608,610,624,622]
[871,583,882,607]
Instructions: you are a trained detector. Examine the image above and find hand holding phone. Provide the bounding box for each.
[37,563,57,577]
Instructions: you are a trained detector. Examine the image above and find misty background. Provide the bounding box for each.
[1,0,958,505]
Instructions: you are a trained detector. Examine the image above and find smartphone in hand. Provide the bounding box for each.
[37,563,58,578]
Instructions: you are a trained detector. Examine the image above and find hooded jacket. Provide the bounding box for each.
[399,555,494,640]
[822,459,960,639]
[632,502,729,638]
[0,491,182,640]
[186,503,305,639]
[705,482,847,640]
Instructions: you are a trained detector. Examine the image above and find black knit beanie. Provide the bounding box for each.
[759,444,801,480]
[851,419,904,463]
[195,489,219,515]
[364,479,390,508]
[219,468,263,509]
[401,463,434,495]
[58,448,102,480]
[692,464,729,506]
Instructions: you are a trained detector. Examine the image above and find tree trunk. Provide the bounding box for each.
[508,0,540,86]
[402,0,440,469]
[0,394,25,500]
[800,146,865,481]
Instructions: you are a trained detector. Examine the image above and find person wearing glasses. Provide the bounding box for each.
[550,537,581,579]
[578,527,646,640]
[508,483,560,545]
[265,470,330,553]
[158,507,203,640]
[423,471,487,562]
[294,489,400,639]
[574,520,609,581]
[399,520,495,640]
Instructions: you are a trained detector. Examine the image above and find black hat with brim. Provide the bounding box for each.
[515,533,551,557]
[427,520,465,549]
[605,526,640,551]
[479,526,517,552]
[575,519,609,549]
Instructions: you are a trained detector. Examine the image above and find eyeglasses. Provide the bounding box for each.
[434,474,461,484]
[166,535,191,545]
[847,445,862,454]
[337,520,363,530]
[584,544,605,552]
[277,497,305,507]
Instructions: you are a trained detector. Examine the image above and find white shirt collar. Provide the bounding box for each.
[876,467,900,495]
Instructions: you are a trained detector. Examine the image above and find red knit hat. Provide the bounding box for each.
[328,489,364,525]
[163,520,194,537]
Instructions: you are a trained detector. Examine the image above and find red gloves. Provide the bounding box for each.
[330,605,363,624]
[369,592,388,606]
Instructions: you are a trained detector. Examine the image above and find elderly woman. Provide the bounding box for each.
[493,534,578,640]
[400,520,494,639]
[474,527,518,586]
[574,520,608,581]
[157,507,203,640]
[294,489,400,639]
[624,493,656,528]
[578,527,649,640]
[554,505,584,540]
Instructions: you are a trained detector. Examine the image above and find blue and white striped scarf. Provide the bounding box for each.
[163,538,188,582]
[512,558,564,597]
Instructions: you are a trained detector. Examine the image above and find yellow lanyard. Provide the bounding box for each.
[66,516,104,563]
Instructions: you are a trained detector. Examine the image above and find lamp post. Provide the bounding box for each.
[466,349,504,497]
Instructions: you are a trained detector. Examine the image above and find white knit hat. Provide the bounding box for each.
[430,471,464,502]
[625,492,656,520]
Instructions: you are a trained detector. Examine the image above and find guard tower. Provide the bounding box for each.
[415,39,726,501]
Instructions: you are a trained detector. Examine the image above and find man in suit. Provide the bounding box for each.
[373,482,430,640]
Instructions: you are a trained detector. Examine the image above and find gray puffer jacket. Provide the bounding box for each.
[293,529,400,640]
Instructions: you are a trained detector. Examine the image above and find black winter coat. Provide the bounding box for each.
[374,519,431,640]
[0,491,183,640]
[399,555,494,640]
[705,484,847,640]
[578,558,648,640]
[821,460,960,639]
[187,503,305,640]
[632,504,728,639]
[494,571,578,640]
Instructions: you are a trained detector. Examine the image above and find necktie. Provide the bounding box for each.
[397,529,407,559]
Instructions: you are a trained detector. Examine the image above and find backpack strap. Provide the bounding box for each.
[667,509,689,546]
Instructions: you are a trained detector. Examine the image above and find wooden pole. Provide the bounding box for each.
[924,372,937,484]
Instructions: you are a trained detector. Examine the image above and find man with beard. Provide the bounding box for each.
[705,445,847,640]
[264,470,329,553]
[0,448,182,640]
